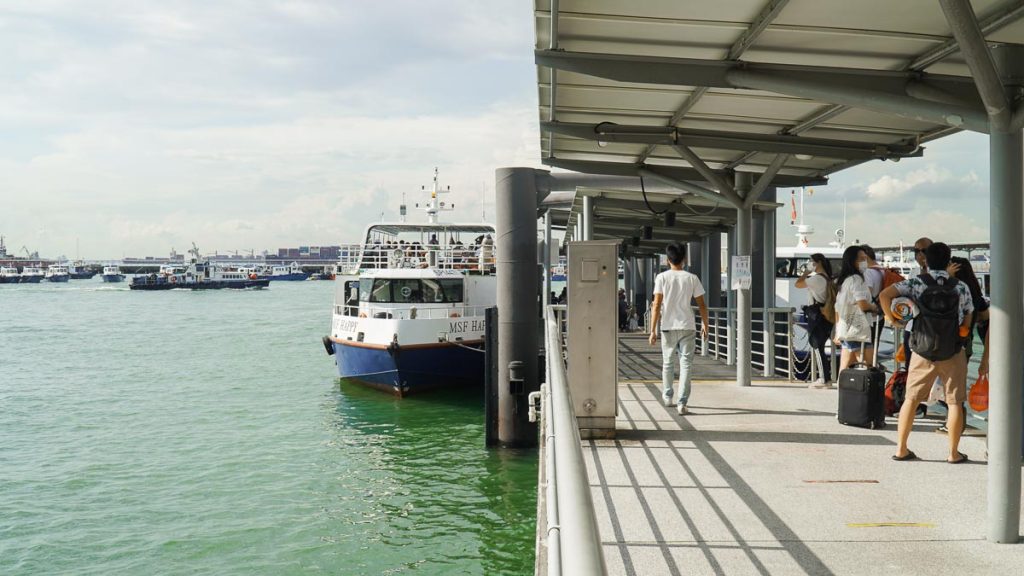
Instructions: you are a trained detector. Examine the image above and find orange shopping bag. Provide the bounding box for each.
[968,374,989,412]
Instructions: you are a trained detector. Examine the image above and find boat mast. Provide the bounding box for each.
[421,167,453,224]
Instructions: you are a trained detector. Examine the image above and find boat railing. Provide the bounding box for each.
[690,305,799,380]
[536,304,607,576]
[333,304,493,321]
[336,243,496,275]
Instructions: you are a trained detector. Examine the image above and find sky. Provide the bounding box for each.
[0,1,993,259]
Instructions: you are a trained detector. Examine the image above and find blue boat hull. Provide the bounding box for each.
[333,340,484,396]
[47,275,69,283]
[0,276,20,284]
[101,274,126,283]
[19,276,43,284]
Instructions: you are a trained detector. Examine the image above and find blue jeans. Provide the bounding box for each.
[661,329,696,406]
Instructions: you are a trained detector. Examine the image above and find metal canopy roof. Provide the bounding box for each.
[563,187,781,251]
[534,0,1024,187]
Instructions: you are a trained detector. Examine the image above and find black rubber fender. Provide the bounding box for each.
[322,335,335,356]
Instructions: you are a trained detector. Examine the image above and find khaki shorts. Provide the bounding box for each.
[905,350,968,405]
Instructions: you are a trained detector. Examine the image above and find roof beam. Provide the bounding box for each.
[672,144,743,207]
[638,0,790,163]
[939,0,1012,130]
[536,49,989,132]
[543,121,923,160]
[638,167,728,205]
[543,157,827,188]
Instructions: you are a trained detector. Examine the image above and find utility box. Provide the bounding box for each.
[567,240,619,439]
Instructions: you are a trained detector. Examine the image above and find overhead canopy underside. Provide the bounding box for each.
[535,0,1024,185]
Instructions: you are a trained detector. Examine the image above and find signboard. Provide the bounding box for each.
[731,255,751,290]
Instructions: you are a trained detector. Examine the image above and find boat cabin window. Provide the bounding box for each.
[358,277,464,303]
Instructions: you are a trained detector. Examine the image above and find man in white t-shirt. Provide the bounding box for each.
[860,245,884,300]
[649,242,710,415]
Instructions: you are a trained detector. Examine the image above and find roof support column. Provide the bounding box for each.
[987,44,1024,544]
[939,0,1013,130]
[582,195,595,241]
[726,229,736,366]
[705,233,721,308]
[494,167,540,447]
[734,172,754,387]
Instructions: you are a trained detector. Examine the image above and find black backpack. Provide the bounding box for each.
[910,274,962,361]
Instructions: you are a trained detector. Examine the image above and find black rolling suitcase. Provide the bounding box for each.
[837,321,887,429]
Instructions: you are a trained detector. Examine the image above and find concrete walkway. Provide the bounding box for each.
[585,379,1024,576]
[618,333,737,382]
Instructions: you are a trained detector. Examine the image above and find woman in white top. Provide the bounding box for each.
[795,253,834,387]
[834,246,881,372]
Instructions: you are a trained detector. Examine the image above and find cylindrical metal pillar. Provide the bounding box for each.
[735,172,754,387]
[988,44,1024,544]
[726,229,736,366]
[543,210,553,308]
[582,195,595,241]
[494,167,540,447]
[705,233,722,308]
[762,197,777,377]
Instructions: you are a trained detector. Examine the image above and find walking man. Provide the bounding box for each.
[880,242,973,463]
[649,242,710,415]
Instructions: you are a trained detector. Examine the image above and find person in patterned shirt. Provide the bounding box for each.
[880,242,973,464]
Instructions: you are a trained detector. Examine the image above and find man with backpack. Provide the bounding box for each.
[880,242,973,464]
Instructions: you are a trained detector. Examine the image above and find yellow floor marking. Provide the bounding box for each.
[847,522,935,528]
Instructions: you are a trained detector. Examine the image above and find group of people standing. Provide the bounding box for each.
[798,238,989,463]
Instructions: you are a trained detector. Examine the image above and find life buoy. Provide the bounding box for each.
[449,312,461,318]
[358,312,367,318]
[249,273,258,280]
[169,276,177,284]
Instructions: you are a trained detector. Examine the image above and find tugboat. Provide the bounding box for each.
[130,244,270,290]
[19,266,44,283]
[101,265,126,283]
[323,169,495,396]
[45,264,70,283]
[0,266,20,284]
[313,265,336,281]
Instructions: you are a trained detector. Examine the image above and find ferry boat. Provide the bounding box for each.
[259,262,308,281]
[45,264,70,283]
[324,170,496,396]
[0,266,20,284]
[19,266,44,283]
[314,265,336,281]
[101,265,126,283]
[130,244,270,290]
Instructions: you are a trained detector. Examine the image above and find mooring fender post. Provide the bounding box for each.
[484,306,499,447]
[494,167,540,447]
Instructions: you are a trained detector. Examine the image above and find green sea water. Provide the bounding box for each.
[0,281,537,575]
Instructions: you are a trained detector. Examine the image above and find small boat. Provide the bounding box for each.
[0,266,20,284]
[130,244,270,291]
[68,262,97,279]
[259,262,309,281]
[101,265,126,283]
[19,266,44,283]
[45,264,70,283]
[313,265,336,281]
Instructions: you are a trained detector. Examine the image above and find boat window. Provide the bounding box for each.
[390,279,424,303]
[362,278,392,303]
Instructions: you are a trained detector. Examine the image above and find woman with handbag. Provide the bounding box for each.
[834,246,882,372]
[796,253,835,388]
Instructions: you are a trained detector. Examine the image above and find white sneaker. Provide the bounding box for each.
[810,378,827,389]
[677,404,687,415]
[663,397,673,407]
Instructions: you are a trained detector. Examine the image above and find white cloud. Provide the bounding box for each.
[864,165,953,200]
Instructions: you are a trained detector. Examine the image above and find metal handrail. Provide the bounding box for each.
[335,243,496,275]
[540,304,606,576]
[332,304,491,320]
[690,305,797,380]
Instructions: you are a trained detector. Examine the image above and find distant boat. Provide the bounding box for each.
[68,261,97,279]
[101,265,126,283]
[259,262,309,281]
[45,264,70,283]
[0,266,20,284]
[130,244,269,291]
[19,267,44,283]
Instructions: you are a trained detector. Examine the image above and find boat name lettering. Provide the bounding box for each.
[336,319,359,333]
[449,319,485,333]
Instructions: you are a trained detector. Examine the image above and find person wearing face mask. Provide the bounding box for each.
[834,246,881,372]
[796,253,835,388]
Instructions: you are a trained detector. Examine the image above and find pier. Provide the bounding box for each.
[505,2,1024,575]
